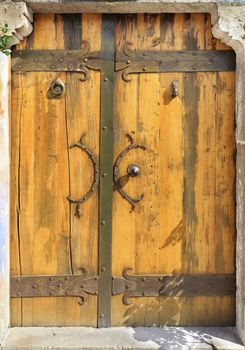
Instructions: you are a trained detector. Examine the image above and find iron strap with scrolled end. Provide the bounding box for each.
[67,135,99,218]
[112,268,236,306]
[116,41,236,82]
[113,133,146,211]
[11,266,98,307]
[11,40,102,81]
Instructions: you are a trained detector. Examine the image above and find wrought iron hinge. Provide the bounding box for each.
[112,268,236,305]
[116,41,236,82]
[11,267,98,306]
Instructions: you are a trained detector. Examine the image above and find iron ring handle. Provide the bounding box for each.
[113,133,146,212]
[67,135,99,218]
[51,78,65,97]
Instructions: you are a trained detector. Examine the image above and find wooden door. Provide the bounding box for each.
[112,14,236,326]
[10,13,236,327]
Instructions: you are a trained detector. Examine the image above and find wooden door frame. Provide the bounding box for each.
[0,0,245,344]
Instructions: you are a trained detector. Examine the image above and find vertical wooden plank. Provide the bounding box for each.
[112,15,139,326]
[65,13,101,326]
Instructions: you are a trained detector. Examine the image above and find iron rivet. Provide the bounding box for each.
[49,292,52,296]
[125,285,129,290]
[209,57,214,63]
[142,292,146,296]
[159,277,164,282]
[101,267,106,272]
[112,276,115,281]
[18,65,23,69]
[84,58,88,62]
[112,292,116,296]
[103,126,107,130]
[141,277,146,282]
[34,58,39,63]
[68,64,72,69]
[64,277,68,281]
[16,278,20,282]
[143,66,147,71]
[176,59,180,63]
[32,284,36,289]
[143,52,147,56]
[57,284,61,288]
[104,77,108,82]
[81,285,84,289]
[192,66,197,70]
[126,59,131,64]
[49,278,52,282]
[101,220,106,225]
[102,173,107,177]
[59,58,64,62]
[68,51,72,55]
[100,313,104,318]
[51,52,55,56]
[94,277,98,281]
[51,65,56,69]
[192,51,197,56]
[160,59,164,63]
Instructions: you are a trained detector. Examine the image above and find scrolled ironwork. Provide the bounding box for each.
[67,134,99,218]
[113,133,146,212]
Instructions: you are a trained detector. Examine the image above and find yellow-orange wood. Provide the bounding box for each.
[11,14,101,326]
[112,14,236,326]
[11,13,235,327]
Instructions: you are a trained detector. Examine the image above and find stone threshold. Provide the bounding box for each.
[1,327,244,350]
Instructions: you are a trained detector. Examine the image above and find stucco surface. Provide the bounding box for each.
[0,54,10,344]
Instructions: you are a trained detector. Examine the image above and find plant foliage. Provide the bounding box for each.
[0,24,12,56]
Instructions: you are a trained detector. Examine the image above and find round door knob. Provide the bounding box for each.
[127,164,140,177]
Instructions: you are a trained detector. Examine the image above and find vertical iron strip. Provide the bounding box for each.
[98,15,115,327]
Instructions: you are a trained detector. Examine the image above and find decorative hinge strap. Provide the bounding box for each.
[112,268,236,305]
[11,267,98,306]
[116,42,236,82]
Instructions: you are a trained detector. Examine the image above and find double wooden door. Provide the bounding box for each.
[11,13,236,327]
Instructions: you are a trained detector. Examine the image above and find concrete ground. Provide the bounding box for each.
[1,327,244,350]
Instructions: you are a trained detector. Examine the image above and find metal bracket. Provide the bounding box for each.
[67,135,99,218]
[112,268,236,306]
[12,41,102,81]
[116,41,236,82]
[113,133,146,212]
[11,267,98,306]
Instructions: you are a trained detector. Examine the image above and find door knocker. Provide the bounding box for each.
[171,80,178,98]
[113,133,147,212]
[48,78,65,99]
[67,135,99,218]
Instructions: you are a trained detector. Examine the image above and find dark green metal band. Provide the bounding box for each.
[98,15,115,327]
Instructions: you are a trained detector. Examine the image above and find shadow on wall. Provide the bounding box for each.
[133,326,244,349]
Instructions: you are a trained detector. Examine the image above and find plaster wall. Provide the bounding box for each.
[0,0,245,346]
[0,54,10,344]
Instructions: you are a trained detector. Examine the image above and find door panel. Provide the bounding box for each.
[112,14,235,326]
[11,13,235,327]
[11,14,102,326]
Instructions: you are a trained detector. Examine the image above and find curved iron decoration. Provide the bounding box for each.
[79,40,103,81]
[113,133,146,212]
[67,135,99,218]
